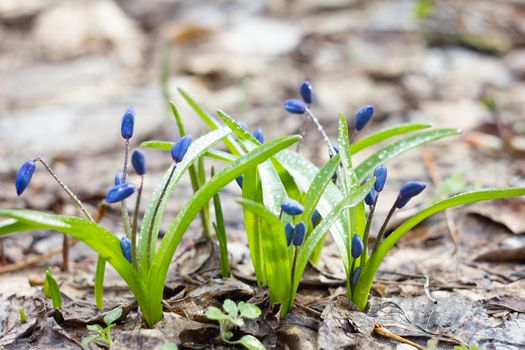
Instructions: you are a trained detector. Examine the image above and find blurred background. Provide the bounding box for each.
[1,0,524,221]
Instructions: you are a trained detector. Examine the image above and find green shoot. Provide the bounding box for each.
[81,306,123,346]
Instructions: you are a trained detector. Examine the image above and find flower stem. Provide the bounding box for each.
[287,246,299,313]
[361,196,379,267]
[146,164,177,268]
[375,203,397,250]
[305,108,336,157]
[120,139,132,238]
[35,158,94,221]
[131,176,144,269]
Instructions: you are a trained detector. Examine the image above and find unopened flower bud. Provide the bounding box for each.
[15,161,36,196]
[106,183,136,203]
[293,222,306,246]
[131,150,146,175]
[171,135,192,163]
[284,99,306,114]
[121,106,135,139]
[355,105,374,131]
[299,81,313,104]
[281,198,304,216]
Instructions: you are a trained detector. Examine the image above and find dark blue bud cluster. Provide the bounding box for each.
[355,105,374,132]
[351,234,364,259]
[171,135,192,163]
[280,198,304,216]
[284,221,306,247]
[121,106,135,140]
[15,161,36,196]
[120,236,132,263]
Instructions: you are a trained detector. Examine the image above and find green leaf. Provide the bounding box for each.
[86,324,104,333]
[350,122,432,154]
[177,87,243,155]
[159,343,179,350]
[148,135,300,323]
[299,154,340,235]
[353,187,525,310]
[0,219,32,235]
[222,299,238,317]
[138,127,231,272]
[94,257,106,309]
[44,269,62,309]
[212,169,230,278]
[0,210,144,320]
[19,307,27,323]
[238,302,262,320]
[234,335,266,350]
[275,150,350,270]
[238,199,291,305]
[355,128,461,182]
[293,179,375,297]
[103,307,123,326]
[205,306,229,321]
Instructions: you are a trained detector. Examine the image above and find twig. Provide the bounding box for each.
[0,239,6,265]
[0,239,78,274]
[420,146,460,250]
[374,323,425,350]
[380,270,437,304]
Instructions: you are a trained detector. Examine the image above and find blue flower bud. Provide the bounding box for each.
[395,181,427,209]
[354,105,374,131]
[373,164,387,192]
[120,237,132,263]
[235,175,243,189]
[364,187,377,206]
[284,99,306,114]
[252,127,264,143]
[285,223,295,246]
[351,234,364,259]
[311,209,321,226]
[351,266,363,289]
[281,198,304,216]
[121,106,135,139]
[15,161,36,196]
[299,81,313,104]
[115,172,125,185]
[131,150,146,175]
[171,135,192,163]
[293,222,306,246]
[106,183,136,203]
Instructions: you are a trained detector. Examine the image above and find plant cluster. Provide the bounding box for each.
[1,80,524,336]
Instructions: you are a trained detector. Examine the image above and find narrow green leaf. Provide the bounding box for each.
[350,122,432,154]
[354,187,525,310]
[177,87,243,155]
[19,307,27,323]
[238,199,291,305]
[148,135,300,320]
[137,128,231,273]
[94,257,106,309]
[275,150,350,270]
[355,128,461,182]
[212,169,230,278]
[45,269,62,309]
[205,149,237,162]
[293,179,375,297]
[0,219,32,235]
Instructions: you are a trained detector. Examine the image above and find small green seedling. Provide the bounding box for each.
[43,268,62,309]
[453,345,481,350]
[81,306,123,346]
[19,307,27,323]
[159,343,179,350]
[205,299,265,350]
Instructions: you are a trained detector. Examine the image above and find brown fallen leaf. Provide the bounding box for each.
[468,199,525,235]
[474,246,525,263]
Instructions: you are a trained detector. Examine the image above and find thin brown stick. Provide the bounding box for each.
[420,146,460,250]
[374,323,425,350]
[0,239,6,265]
[62,235,69,271]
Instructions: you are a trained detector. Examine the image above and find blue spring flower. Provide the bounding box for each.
[235,175,244,189]
[311,209,321,226]
[253,127,264,143]
[120,237,132,263]
[364,187,377,206]
[299,81,313,104]
[284,99,306,114]
[373,164,387,192]
[351,266,363,289]
[171,135,192,163]
[15,161,36,196]
[395,181,427,208]
[351,234,364,259]
[131,150,146,175]
[293,222,306,246]
[106,183,136,203]
[281,198,304,216]
[121,106,135,139]
[355,105,374,131]
[115,171,125,185]
[285,223,295,246]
